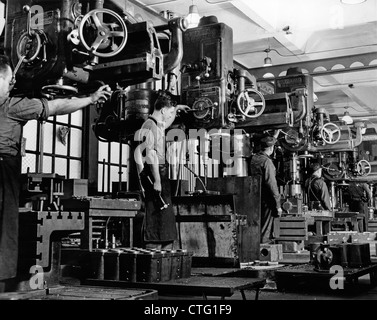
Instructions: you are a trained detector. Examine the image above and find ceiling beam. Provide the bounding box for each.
[238,52,377,80]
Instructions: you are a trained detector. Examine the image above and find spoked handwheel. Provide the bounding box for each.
[16,29,48,63]
[320,122,341,145]
[78,8,128,58]
[280,129,308,152]
[41,84,78,99]
[356,159,371,176]
[237,89,265,118]
[322,162,344,180]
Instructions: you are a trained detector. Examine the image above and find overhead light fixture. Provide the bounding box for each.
[263,48,272,67]
[341,107,353,125]
[340,0,366,4]
[359,118,370,134]
[186,1,200,29]
[282,25,292,35]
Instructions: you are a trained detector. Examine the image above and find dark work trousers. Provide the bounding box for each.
[0,155,21,280]
[349,200,369,232]
[139,163,177,246]
[261,200,275,244]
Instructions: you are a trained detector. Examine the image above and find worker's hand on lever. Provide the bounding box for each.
[154,180,162,193]
[90,85,112,104]
[277,208,283,217]
[273,129,281,139]
[176,104,191,113]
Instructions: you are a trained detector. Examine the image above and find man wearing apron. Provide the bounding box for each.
[135,91,190,250]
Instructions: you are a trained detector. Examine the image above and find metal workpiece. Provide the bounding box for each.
[18,210,85,270]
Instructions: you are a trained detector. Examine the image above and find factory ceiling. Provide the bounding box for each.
[132,0,377,128]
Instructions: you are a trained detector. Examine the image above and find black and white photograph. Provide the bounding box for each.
[0,0,376,312]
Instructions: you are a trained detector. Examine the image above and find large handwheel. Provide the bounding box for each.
[280,129,308,152]
[192,97,214,120]
[78,8,128,58]
[356,159,371,176]
[41,84,78,99]
[41,77,78,98]
[320,122,341,145]
[237,88,265,118]
[16,30,44,63]
[322,162,344,180]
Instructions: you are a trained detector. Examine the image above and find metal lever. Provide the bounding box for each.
[23,5,32,37]
[13,55,27,76]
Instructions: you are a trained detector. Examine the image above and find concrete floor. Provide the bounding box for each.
[158,266,377,300]
[2,263,376,301]
[158,278,377,300]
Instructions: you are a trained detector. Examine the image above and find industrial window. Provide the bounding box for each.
[97,141,129,194]
[22,111,84,179]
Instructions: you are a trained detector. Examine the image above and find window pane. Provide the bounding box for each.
[98,163,108,193]
[71,110,83,126]
[23,121,37,151]
[22,154,36,173]
[110,142,120,163]
[55,158,67,177]
[69,160,81,179]
[41,156,52,173]
[55,128,68,156]
[110,165,127,191]
[43,122,54,154]
[70,128,82,157]
[56,114,68,123]
[98,141,109,162]
[123,145,130,164]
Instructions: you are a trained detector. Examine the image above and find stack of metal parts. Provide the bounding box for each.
[86,248,193,283]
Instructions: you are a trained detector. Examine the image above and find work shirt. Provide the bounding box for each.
[138,116,166,165]
[305,175,332,211]
[0,96,49,280]
[347,182,371,203]
[0,96,50,156]
[249,151,281,212]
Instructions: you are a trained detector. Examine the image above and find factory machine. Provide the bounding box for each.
[4,0,374,289]
[3,0,189,287]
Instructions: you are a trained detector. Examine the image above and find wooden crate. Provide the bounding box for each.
[206,176,261,264]
[172,194,238,267]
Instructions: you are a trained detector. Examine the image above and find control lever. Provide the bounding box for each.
[13,55,27,76]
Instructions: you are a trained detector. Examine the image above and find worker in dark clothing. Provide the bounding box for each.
[344,181,372,231]
[0,55,111,286]
[249,134,282,244]
[134,91,190,250]
[305,162,332,211]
